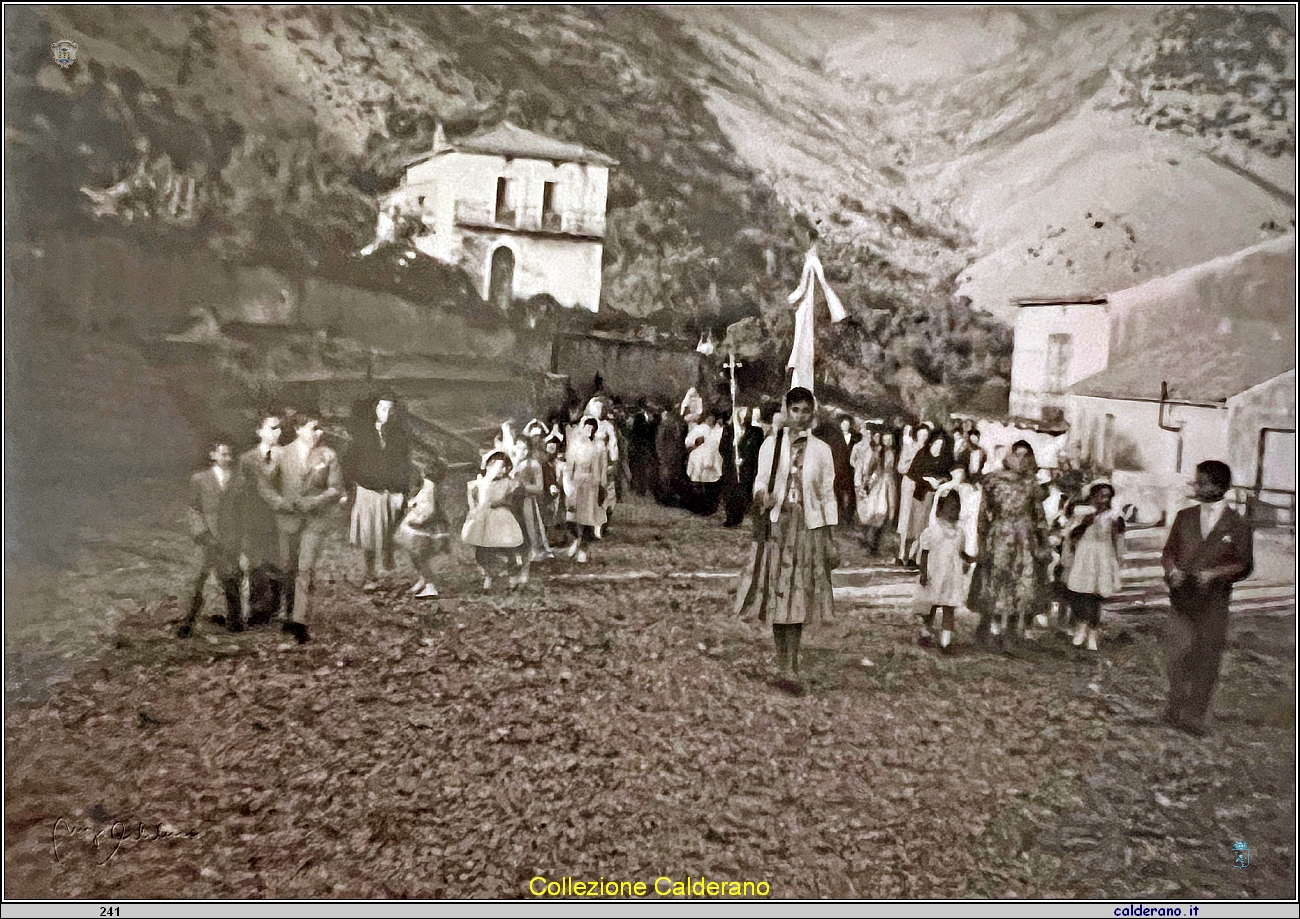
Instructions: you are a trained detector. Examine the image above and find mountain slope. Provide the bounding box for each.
[6,5,1294,413]
[8,6,802,320]
[669,5,1296,321]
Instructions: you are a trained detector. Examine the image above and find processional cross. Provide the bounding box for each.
[724,351,743,466]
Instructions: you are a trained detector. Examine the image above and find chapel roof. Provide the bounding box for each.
[406,121,617,168]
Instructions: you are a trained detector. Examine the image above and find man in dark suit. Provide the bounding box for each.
[724,406,766,527]
[817,413,860,524]
[238,414,285,626]
[260,413,345,644]
[627,402,659,496]
[180,441,243,637]
[1160,460,1254,736]
[655,408,688,508]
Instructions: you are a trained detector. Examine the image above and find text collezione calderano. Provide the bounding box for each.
[530,876,771,898]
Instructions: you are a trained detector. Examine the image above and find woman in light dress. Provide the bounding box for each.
[858,431,899,555]
[584,398,620,536]
[849,427,878,525]
[894,424,928,565]
[735,387,839,684]
[562,418,607,563]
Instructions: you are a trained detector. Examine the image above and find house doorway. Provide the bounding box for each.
[488,246,515,311]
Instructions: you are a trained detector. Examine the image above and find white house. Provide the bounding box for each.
[372,122,616,313]
[1008,294,1111,425]
[1008,234,1296,522]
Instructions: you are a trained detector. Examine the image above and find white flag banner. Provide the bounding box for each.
[786,246,846,391]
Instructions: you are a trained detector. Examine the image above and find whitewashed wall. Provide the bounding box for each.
[1008,302,1112,419]
[380,150,609,312]
[1067,394,1234,521]
[465,234,604,312]
[1226,370,1297,492]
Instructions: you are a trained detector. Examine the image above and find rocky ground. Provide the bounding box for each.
[4,498,1294,899]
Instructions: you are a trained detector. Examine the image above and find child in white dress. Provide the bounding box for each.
[1062,480,1125,651]
[914,493,973,652]
[462,452,525,590]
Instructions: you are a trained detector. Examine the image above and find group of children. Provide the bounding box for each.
[912,475,1126,653]
[406,405,621,596]
[397,437,556,597]
[460,438,557,590]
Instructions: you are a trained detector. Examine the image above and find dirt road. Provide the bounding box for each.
[4,500,1294,899]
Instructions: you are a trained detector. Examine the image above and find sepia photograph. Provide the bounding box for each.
[3,3,1296,907]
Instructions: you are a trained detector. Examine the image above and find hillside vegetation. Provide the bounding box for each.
[6,5,1296,414]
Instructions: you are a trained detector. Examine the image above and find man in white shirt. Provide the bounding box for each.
[685,412,725,515]
[1199,495,1228,537]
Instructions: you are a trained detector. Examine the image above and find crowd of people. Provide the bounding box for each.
[181,382,1253,737]
[728,387,1253,739]
[724,388,1142,677]
[181,386,1124,649]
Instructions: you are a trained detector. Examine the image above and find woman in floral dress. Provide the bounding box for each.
[968,440,1052,646]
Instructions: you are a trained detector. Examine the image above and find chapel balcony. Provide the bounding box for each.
[454,200,605,238]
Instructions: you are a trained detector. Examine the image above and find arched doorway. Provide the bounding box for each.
[488,246,515,311]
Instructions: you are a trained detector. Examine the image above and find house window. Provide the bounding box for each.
[495,177,512,224]
[1045,332,1073,394]
[417,195,425,206]
[1258,428,1296,493]
[542,181,558,230]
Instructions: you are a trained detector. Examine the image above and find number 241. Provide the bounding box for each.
[100,909,121,918]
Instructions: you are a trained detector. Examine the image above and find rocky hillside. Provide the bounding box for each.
[6,6,801,322]
[5,6,1295,412]
[670,5,1296,321]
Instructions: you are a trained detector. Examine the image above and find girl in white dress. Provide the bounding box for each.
[462,452,525,590]
[396,457,451,599]
[1061,480,1125,651]
[914,493,972,652]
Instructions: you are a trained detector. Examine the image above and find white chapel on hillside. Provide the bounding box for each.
[369,121,615,314]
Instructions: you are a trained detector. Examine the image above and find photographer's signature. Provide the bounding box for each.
[52,817,199,865]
